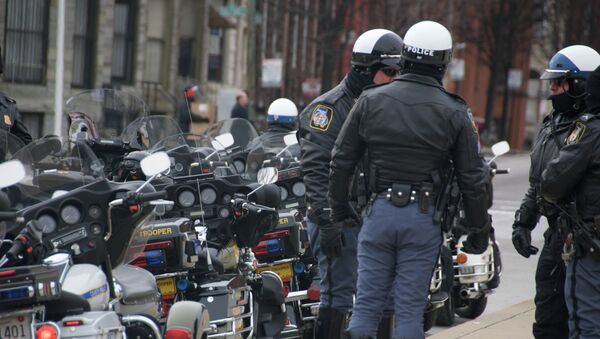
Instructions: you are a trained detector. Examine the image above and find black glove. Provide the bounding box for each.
[329,200,361,224]
[512,225,539,258]
[461,229,490,254]
[320,221,346,259]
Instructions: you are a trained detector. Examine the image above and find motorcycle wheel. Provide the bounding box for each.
[166,301,211,339]
[436,247,455,326]
[423,309,438,332]
[455,296,487,319]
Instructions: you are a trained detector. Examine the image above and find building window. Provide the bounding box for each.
[72,0,97,88]
[143,0,165,83]
[3,0,49,83]
[208,28,224,82]
[111,0,136,84]
[20,112,44,139]
[178,37,194,77]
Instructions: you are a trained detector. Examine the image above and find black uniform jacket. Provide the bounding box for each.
[329,73,489,229]
[0,92,31,145]
[298,72,367,219]
[541,113,600,220]
[515,111,581,229]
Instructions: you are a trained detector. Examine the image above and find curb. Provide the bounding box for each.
[429,300,535,339]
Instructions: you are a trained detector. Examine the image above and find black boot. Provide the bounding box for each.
[313,308,348,339]
[376,315,394,339]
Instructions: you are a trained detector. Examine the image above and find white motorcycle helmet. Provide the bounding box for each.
[400,21,453,77]
[266,98,298,124]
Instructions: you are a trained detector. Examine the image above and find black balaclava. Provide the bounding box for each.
[551,78,587,115]
[346,68,374,98]
[585,65,600,114]
[401,61,446,84]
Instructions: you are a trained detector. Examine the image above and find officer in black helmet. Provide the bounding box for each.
[0,47,32,146]
[328,21,490,338]
[298,29,403,339]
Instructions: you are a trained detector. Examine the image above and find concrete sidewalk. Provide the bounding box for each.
[429,300,535,339]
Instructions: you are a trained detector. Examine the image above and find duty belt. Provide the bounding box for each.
[375,182,435,214]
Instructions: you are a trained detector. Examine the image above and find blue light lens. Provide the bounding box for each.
[266,239,284,254]
[176,279,189,291]
[293,261,305,274]
[0,286,31,300]
[144,250,166,267]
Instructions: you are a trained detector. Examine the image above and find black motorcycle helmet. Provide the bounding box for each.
[351,29,403,79]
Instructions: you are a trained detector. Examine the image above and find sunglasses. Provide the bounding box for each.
[380,68,400,77]
[550,78,567,86]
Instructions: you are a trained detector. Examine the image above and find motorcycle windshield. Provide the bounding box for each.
[10,136,105,209]
[0,129,25,162]
[120,115,183,150]
[65,89,149,140]
[244,140,298,181]
[150,133,224,178]
[204,118,258,152]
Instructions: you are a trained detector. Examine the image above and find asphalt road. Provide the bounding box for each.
[429,152,545,335]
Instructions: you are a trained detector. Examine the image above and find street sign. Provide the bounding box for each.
[262,58,282,88]
[219,4,246,17]
[302,78,321,97]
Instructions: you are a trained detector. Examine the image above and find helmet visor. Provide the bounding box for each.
[540,69,569,80]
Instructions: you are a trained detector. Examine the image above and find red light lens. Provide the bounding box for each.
[145,240,173,251]
[36,325,58,339]
[165,328,193,339]
[260,230,290,241]
[307,286,320,301]
[0,269,16,277]
[63,320,83,326]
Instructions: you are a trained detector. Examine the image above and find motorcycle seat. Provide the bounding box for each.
[113,264,159,304]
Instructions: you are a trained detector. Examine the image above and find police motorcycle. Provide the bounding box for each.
[125,131,288,338]
[204,118,259,175]
[66,88,183,179]
[244,133,318,338]
[0,135,178,338]
[435,141,510,326]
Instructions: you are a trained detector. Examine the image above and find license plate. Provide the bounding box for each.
[256,262,293,280]
[157,277,176,296]
[0,315,32,339]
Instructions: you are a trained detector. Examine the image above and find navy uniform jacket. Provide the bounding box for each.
[0,92,32,145]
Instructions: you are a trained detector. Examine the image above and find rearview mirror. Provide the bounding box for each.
[257,167,278,184]
[140,151,171,176]
[491,141,510,157]
[283,133,298,147]
[212,133,234,150]
[0,160,25,188]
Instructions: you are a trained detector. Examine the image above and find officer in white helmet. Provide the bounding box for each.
[256,97,299,149]
[328,21,490,338]
[513,45,600,339]
[298,28,403,338]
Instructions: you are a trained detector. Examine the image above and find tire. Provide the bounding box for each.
[455,296,487,319]
[166,301,211,339]
[423,309,438,333]
[436,247,455,326]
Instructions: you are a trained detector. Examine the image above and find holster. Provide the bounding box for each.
[419,182,434,214]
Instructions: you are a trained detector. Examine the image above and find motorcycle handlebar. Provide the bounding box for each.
[136,191,167,203]
[0,212,18,222]
[492,168,510,175]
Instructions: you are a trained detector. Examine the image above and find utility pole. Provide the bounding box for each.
[53,0,65,136]
[246,0,257,121]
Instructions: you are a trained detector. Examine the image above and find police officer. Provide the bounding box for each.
[252,97,298,151]
[298,29,403,338]
[328,21,490,339]
[512,45,600,339]
[540,65,600,339]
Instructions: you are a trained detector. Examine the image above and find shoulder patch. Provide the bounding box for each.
[467,108,478,134]
[3,115,11,126]
[309,104,334,131]
[565,121,587,145]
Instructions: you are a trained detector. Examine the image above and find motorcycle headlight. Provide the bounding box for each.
[292,182,306,197]
[201,187,217,204]
[280,186,288,201]
[178,190,196,207]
